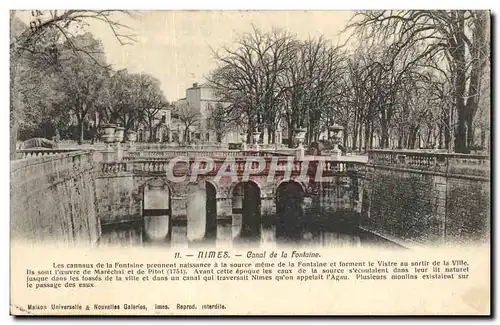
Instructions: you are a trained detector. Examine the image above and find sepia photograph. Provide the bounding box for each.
[8,7,492,316]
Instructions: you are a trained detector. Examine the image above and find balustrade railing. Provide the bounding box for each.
[101,162,127,173]
[11,150,94,185]
[124,149,294,159]
[16,148,81,159]
[368,149,490,177]
[134,143,229,151]
[100,156,366,177]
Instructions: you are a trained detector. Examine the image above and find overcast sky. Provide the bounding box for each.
[16,10,354,102]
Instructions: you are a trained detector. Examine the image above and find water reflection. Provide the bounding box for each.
[99,217,364,248]
[144,215,170,241]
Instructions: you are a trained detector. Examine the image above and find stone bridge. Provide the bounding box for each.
[11,147,490,247]
[95,150,366,243]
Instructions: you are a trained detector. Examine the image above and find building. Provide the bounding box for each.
[172,82,240,144]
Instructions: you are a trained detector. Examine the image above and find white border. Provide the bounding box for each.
[2,1,498,323]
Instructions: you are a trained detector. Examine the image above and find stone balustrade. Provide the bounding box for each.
[100,161,128,173]
[132,142,289,151]
[15,148,81,159]
[135,143,229,151]
[368,149,490,178]
[11,150,94,177]
[123,149,294,159]
[100,156,366,179]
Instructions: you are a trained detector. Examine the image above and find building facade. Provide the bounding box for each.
[172,82,240,144]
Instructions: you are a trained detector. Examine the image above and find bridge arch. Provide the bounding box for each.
[139,177,176,199]
[273,179,307,198]
[227,178,263,198]
[204,179,221,198]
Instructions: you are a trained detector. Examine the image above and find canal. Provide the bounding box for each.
[98,180,400,249]
[97,216,393,249]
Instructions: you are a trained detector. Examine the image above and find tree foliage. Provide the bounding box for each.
[346,10,490,153]
[208,11,490,153]
[172,102,201,144]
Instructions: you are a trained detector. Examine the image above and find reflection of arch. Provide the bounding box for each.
[275,181,305,242]
[185,180,218,244]
[205,181,217,242]
[141,177,173,244]
[232,181,261,240]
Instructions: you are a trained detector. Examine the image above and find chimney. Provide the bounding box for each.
[193,82,198,88]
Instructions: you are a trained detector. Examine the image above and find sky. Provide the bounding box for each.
[15,10,355,102]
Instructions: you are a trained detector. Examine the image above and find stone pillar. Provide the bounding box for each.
[263,129,269,145]
[360,164,374,230]
[296,146,305,160]
[186,183,207,244]
[295,128,307,160]
[252,130,261,151]
[115,127,125,161]
[102,146,114,162]
[126,130,137,152]
[275,128,282,150]
[101,124,116,162]
[231,185,243,239]
[239,132,248,151]
[115,143,123,161]
[329,124,344,157]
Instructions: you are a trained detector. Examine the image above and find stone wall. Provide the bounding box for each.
[10,151,100,245]
[361,150,490,247]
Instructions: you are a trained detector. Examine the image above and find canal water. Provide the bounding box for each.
[98,181,397,249]
[98,217,375,249]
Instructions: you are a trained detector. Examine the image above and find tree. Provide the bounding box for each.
[54,33,109,144]
[11,17,66,141]
[347,10,490,153]
[135,74,168,142]
[101,71,168,141]
[279,37,346,146]
[10,10,135,158]
[207,102,230,143]
[209,27,347,147]
[208,26,296,143]
[106,70,141,132]
[172,103,200,144]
